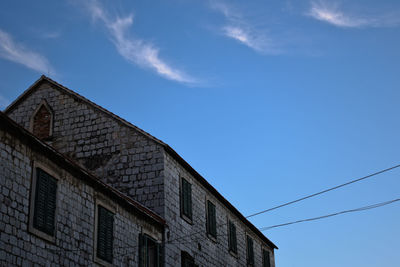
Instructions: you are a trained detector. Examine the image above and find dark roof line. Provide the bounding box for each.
[0,111,166,226]
[5,75,277,249]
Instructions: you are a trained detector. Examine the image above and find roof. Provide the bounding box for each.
[5,75,277,249]
[0,111,166,227]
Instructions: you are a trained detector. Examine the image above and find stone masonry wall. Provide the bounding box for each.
[0,126,162,266]
[163,152,275,267]
[6,81,165,216]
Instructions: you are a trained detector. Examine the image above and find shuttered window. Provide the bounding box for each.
[33,168,57,236]
[247,236,254,266]
[139,234,162,267]
[228,220,237,254]
[206,200,217,238]
[263,249,271,267]
[181,251,197,267]
[180,178,192,220]
[97,205,114,263]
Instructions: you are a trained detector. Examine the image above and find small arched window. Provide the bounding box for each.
[30,100,53,139]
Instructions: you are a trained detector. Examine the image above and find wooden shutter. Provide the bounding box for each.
[33,168,57,236]
[263,250,271,267]
[207,201,217,237]
[181,178,192,219]
[97,205,114,263]
[247,236,254,265]
[228,220,237,253]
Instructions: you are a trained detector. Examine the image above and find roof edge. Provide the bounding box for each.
[6,75,277,249]
[0,111,165,226]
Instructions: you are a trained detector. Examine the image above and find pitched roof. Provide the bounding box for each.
[5,75,277,249]
[0,111,166,227]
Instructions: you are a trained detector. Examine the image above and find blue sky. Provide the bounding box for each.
[1,0,400,266]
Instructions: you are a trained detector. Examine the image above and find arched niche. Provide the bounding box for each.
[29,100,53,140]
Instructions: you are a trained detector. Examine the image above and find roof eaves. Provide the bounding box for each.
[0,112,166,226]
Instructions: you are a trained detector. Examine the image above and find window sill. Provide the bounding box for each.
[181,213,193,225]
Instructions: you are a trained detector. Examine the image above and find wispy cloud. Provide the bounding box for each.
[0,94,10,110]
[210,1,279,54]
[0,28,54,74]
[308,1,400,28]
[85,0,197,84]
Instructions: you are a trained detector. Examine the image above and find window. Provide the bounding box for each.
[31,168,57,237]
[246,235,254,266]
[228,220,237,254]
[180,178,192,220]
[206,200,217,238]
[30,100,53,139]
[96,205,114,264]
[181,251,197,267]
[263,249,271,267]
[139,234,162,267]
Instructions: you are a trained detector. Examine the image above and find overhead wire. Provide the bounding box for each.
[246,163,400,218]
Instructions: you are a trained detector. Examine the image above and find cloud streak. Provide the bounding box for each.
[210,1,279,54]
[86,0,197,84]
[0,28,54,74]
[308,1,400,28]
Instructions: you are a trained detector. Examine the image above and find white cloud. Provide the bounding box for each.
[0,29,54,74]
[308,1,400,28]
[308,1,368,27]
[210,1,278,54]
[86,0,197,84]
[0,94,10,110]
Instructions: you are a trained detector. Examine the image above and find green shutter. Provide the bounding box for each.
[33,168,57,236]
[263,250,271,267]
[97,205,114,263]
[247,236,254,265]
[207,201,217,237]
[181,178,192,219]
[228,221,237,253]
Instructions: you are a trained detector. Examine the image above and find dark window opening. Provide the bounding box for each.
[247,236,254,266]
[139,234,162,267]
[97,205,114,263]
[180,178,192,220]
[228,220,237,254]
[206,200,217,238]
[263,249,271,267]
[33,168,57,236]
[32,104,52,139]
[181,251,197,267]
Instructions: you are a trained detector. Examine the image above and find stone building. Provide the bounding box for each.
[0,112,165,266]
[2,76,277,266]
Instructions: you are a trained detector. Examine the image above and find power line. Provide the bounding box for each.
[246,163,400,218]
[259,198,400,231]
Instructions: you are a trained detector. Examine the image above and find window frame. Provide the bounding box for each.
[246,235,255,266]
[29,99,54,139]
[94,199,116,266]
[262,248,271,267]
[28,162,59,243]
[206,199,217,240]
[227,219,238,255]
[138,233,163,267]
[180,177,193,223]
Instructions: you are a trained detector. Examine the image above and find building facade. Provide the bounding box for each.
[2,76,277,266]
[0,112,164,266]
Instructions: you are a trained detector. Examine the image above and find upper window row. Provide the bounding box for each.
[29,167,161,266]
[179,177,271,267]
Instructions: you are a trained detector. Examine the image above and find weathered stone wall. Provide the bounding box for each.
[0,126,162,266]
[163,152,275,267]
[7,81,165,216]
